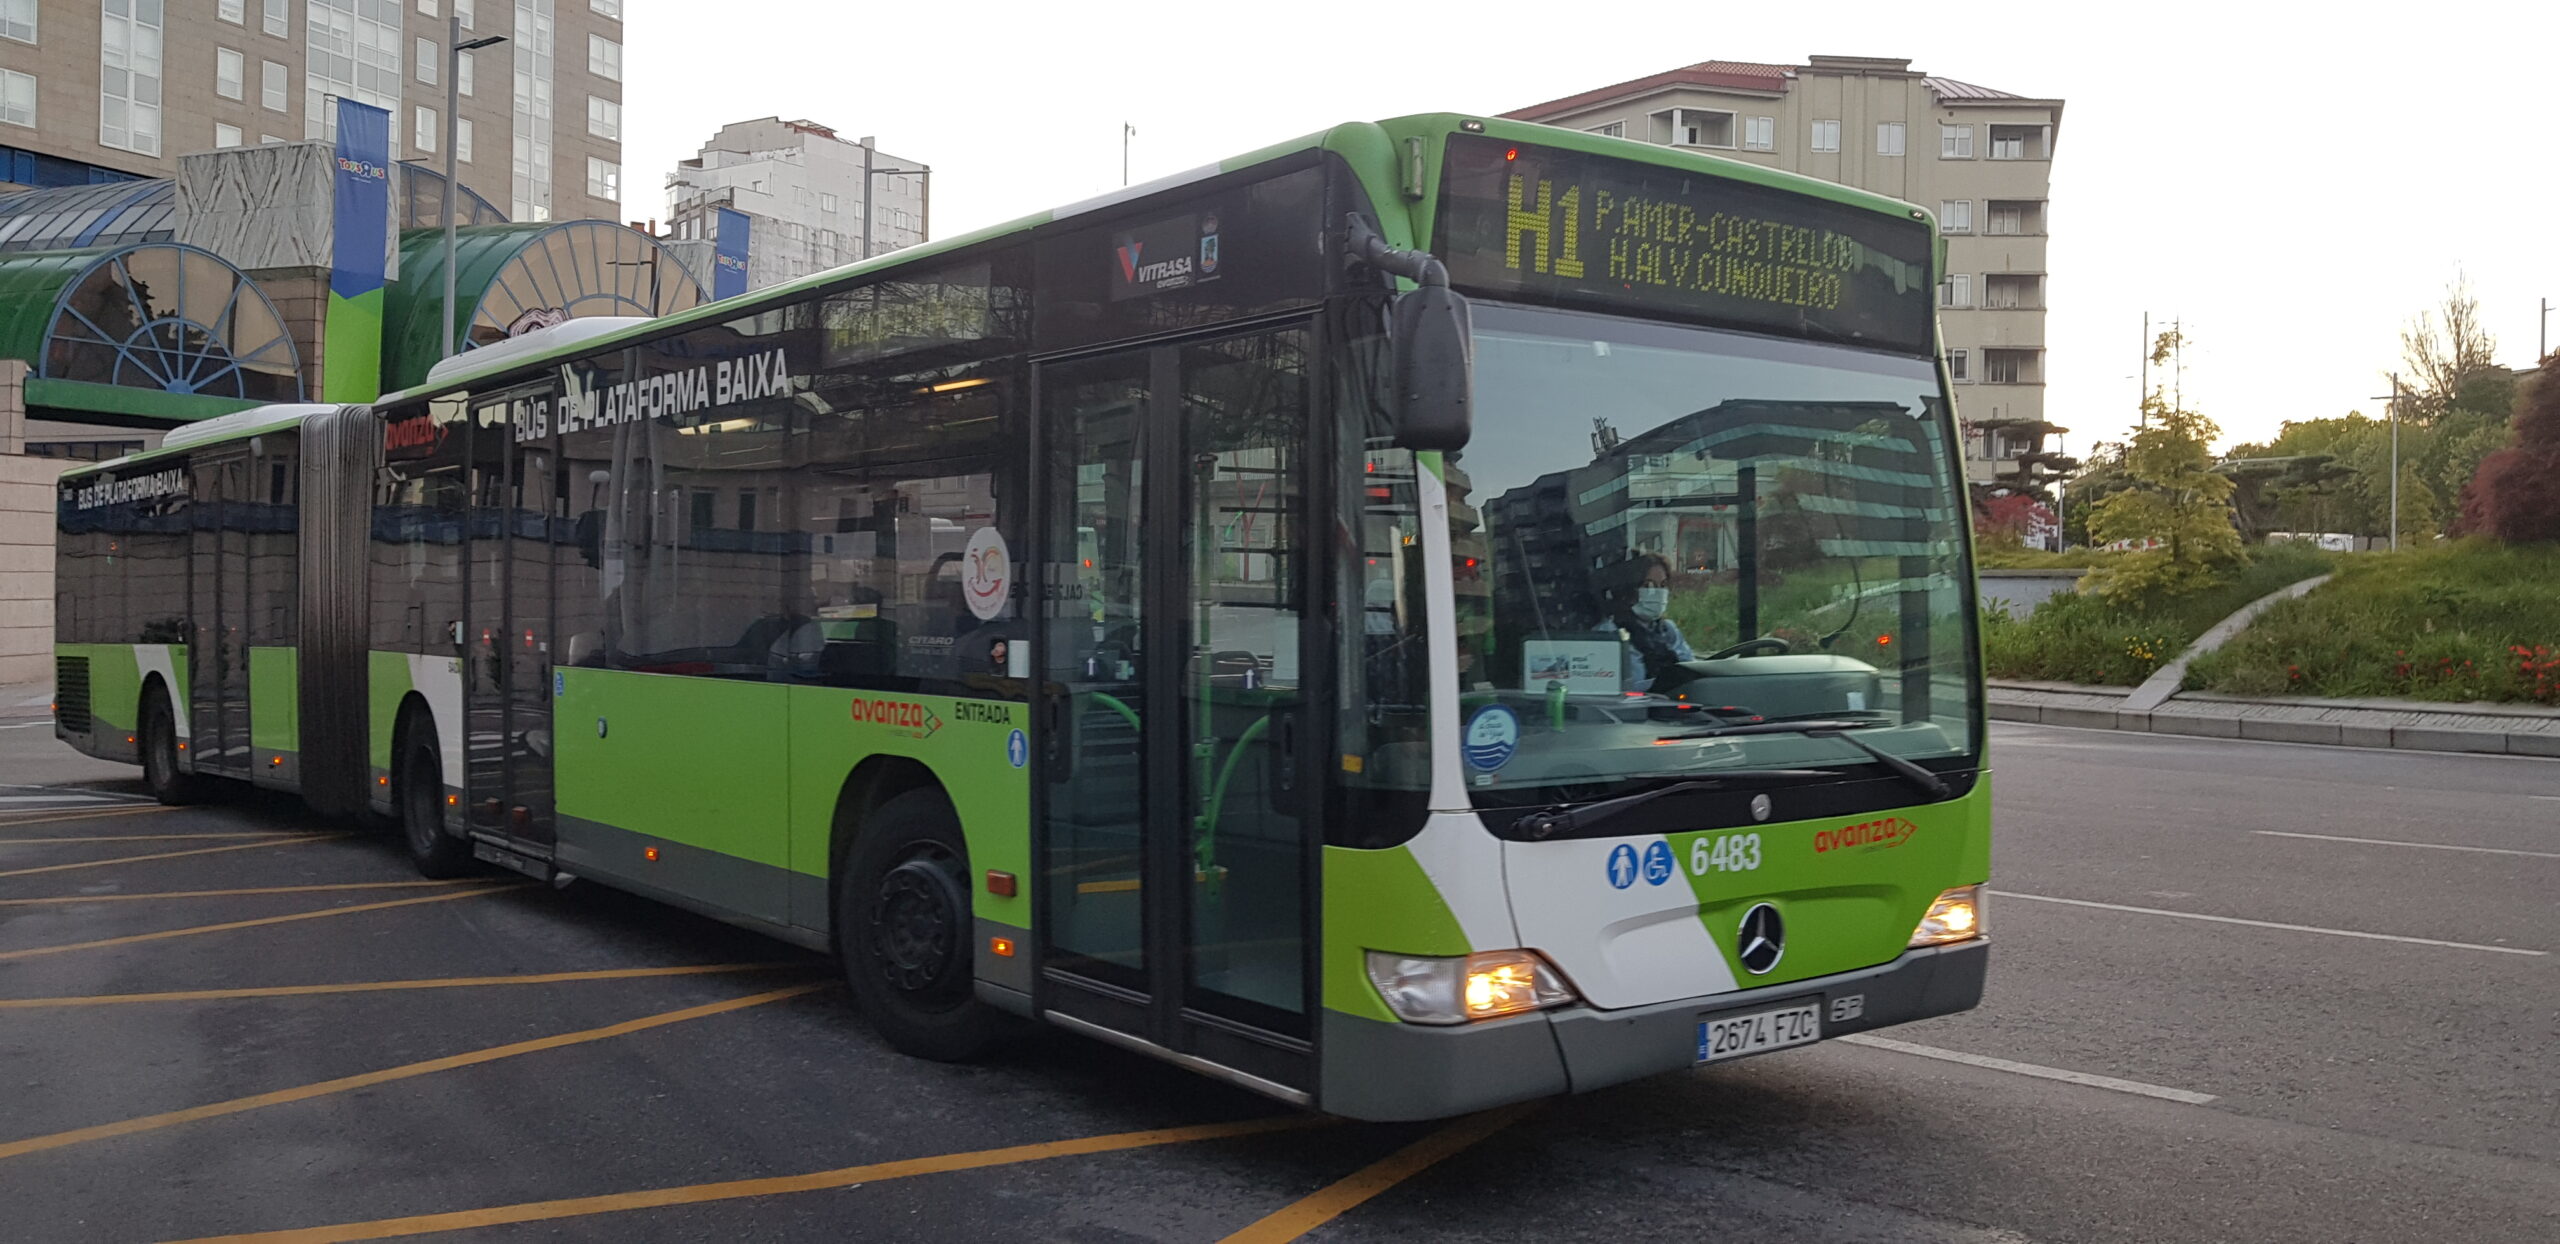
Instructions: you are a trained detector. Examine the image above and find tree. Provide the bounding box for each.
[2085,374,2242,599]
[2399,272,2500,423]
[2392,463,2440,546]
[2456,359,2560,542]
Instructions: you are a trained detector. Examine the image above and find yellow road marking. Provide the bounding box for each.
[0,833,345,880]
[0,886,512,962]
[0,805,179,830]
[0,832,301,844]
[0,880,481,907]
[0,981,828,1164]
[1219,1103,1534,1243]
[168,1114,1317,1243]
[0,962,804,1009]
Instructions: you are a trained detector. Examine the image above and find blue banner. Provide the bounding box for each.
[712,206,750,300]
[328,98,392,302]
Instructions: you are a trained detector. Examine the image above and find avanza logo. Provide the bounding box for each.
[382,414,446,457]
[850,697,942,739]
[1813,816,1918,854]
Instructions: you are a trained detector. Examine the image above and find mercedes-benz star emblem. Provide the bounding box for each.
[1749,793,1773,822]
[1736,903,1785,975]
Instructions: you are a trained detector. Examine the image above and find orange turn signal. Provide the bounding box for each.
[984,870,1017,898]
[989,937,1016,958]
[644,846,661,862]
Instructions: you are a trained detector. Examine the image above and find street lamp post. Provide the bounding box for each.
[2370,375,2404,552]
[858,154,930,262]
[442,19,508,360]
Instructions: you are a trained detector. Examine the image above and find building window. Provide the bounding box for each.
[590,0,620,14]
[0,68,31,128]
[454,0,473,26]
[586,156,619,200]
[216,121,243,148]
[1940,124,1973,158]
[588,34,621,81]
[587,94,618,139]
[220,0,245,22]
[3,0,36,43]
[1810,119,1840,152]
[1744,115,1774,151]
[262,0,287,37]
[1939,200,1971,233]
[1651,107,1735,148]
[511,0,555,220]
[1984,349,2037,384]
[99,0,165,156]
[419,1,437,14]
[819,191,838,213]
[218,48,246,100]
[414,104,436,154]
[1939,274,1971,308]
[304,0,402,141]
[1990,125,2047,160]
[261,59,287,111]
[1586,121,1624,139]
[1986,200,2043,235]
[416,37,437,85]
[1875,122,1905,157]
[456,48,473,95]
[1947,350,1968,383]
[1984,274,2040,310]
[455,115,472,162]
[260,133,284,144]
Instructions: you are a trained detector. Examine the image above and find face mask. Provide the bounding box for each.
[1631,586,1670,621]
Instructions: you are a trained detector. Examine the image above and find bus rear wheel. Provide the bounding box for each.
[138,689,203,806]
[837,788,1010,1062]
[399,719,475,879]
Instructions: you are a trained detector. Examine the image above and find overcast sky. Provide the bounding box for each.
[618,0,2557,453]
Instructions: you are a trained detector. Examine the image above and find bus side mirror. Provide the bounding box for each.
[1391,284,1473,452]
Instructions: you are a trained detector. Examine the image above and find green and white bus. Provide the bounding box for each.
[54,115,1988,1121]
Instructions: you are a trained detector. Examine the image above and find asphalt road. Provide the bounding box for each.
[1,714,2553,1242]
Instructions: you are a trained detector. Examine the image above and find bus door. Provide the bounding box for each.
[1036,322,1317,1094]
[461,387,558,855]
[187,450,252,776]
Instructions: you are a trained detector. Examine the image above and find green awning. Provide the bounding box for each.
[382,221,706,391]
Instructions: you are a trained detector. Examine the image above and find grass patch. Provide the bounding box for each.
[1975,546,2124,571]
[1982,544,2336,686]
[2186,540,2560,704]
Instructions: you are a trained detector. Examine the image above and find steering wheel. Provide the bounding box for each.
[1705,636,1793,661]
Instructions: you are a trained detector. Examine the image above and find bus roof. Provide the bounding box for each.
[64,402,346,480]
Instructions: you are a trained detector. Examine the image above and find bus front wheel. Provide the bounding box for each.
[836,788,1010,1062]
[138,689,204,806]
[398,719,475,879]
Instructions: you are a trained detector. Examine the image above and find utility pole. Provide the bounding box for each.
[2139,311,2150,428]
[442,18,508,359]
[2541,297,2550,362]
[2371,375,2404,551]
[860,138,873,261]
[1122,123,1136,187]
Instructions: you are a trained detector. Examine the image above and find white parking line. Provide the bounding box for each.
[2253,830,2560,860]
[1994,890,2546,956]
[0,720,57,730]
[0,794,114,805]
[1839,1034,2218,1105]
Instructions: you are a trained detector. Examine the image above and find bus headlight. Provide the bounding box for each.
[1909,885,1984,947]
[1364,949,1578,1025]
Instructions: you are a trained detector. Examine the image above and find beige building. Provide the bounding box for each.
[1504,56,2067,493]
[0,0,622,223]
[667,119,929,293]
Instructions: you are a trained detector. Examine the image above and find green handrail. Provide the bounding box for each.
[1085,690,1140,732]
[1195,714,1273,876]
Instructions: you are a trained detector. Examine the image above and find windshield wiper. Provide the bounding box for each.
[1660,718,1952,800]
[1511,770,1840,841]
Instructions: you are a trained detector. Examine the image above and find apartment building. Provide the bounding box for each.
[1504,55,2068,493]
[667,118,929,293]
[0,0,623,223]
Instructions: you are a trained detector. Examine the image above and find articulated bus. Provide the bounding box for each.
[53,114,1987,1120]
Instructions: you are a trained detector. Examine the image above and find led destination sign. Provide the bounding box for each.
[1435,136,1934,352]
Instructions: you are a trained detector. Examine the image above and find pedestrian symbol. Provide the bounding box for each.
[1006,729,1029,769]
[1606,843,1639,890]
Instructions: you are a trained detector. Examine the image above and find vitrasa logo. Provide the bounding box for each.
[1116,242,1193,287]
[1813,816,1919,854]
[70,469,185,511]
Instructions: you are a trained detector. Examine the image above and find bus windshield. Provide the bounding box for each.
[1445,302,1978,810]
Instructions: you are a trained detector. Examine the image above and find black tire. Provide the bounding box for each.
[138,688,205,806]
[398,716,476,879]
[835,788,1012,1061]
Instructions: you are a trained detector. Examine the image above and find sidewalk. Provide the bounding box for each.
[1989,679,2560,758]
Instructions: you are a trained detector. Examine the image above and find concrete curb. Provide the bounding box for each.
[2123,573,2333,713]
[1989,682,2560,758]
